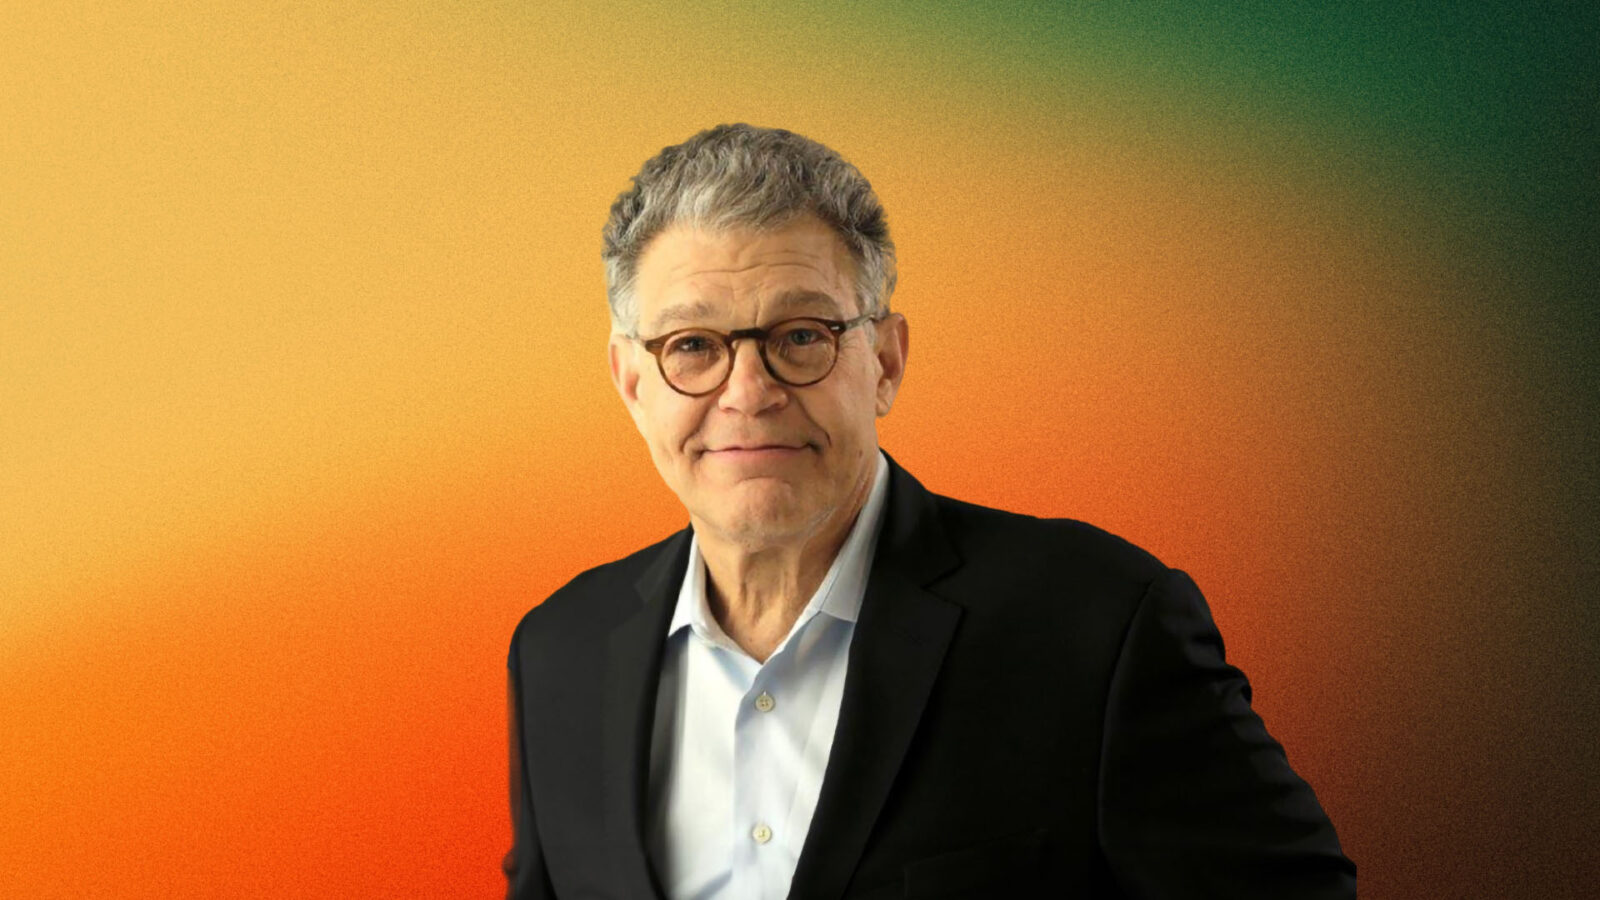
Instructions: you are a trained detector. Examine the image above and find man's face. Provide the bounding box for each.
[608,214,908,549]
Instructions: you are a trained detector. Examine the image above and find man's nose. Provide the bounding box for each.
[717,338,786,414]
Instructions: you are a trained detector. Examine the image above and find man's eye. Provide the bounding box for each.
[668,335,714,355]
[783,328,825,346]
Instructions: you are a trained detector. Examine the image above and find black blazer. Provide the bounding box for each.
[505,453,1355,899]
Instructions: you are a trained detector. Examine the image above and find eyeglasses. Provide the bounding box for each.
[632,313,883,397]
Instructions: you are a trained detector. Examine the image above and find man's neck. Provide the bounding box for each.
[694,464,876,663]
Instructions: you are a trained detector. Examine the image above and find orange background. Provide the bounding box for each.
[4,2,1595,897]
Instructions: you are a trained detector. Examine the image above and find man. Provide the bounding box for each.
[505,124,1354,899]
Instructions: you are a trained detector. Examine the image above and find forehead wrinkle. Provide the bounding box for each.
[678,254,830,277]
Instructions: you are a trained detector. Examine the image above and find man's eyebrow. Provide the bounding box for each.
[648,291,846,332]
[649,299,719,332]
[766,289,846,317]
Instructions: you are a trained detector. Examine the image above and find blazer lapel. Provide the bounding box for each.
[787,454,964,900]
[600,528,689,900]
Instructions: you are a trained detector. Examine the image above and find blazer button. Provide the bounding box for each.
[754,692,776,713]
[751,823,773,844]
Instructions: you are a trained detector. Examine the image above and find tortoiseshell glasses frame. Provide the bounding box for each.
[631,312,884,397]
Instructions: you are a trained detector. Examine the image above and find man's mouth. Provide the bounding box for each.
[701,443,813,461]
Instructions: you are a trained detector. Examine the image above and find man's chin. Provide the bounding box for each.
[694,497,821,548]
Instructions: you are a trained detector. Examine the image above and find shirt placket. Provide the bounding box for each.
[729,624,808,898]
[723,645,762,899]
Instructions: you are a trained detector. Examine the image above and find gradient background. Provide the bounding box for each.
[4,2,1596,897]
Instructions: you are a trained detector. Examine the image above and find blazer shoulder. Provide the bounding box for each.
[510,528,685,655]
[932,492,1169,587]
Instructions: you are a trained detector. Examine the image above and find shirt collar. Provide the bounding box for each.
[667,449,892,644]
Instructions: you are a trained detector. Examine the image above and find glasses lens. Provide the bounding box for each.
[660,329,728,393]
[766,320,836,385]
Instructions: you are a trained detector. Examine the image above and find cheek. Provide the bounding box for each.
[638,389,706,462]
[801,398,875,455]
[832,368,883,426]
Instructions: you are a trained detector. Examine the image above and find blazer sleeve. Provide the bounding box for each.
[1098,568,1357,899]
[504,650,557,899]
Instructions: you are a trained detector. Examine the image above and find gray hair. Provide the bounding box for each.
[601,123,897,334]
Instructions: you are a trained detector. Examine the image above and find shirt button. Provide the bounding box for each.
[751,823,773,844]
[754,692,776,713]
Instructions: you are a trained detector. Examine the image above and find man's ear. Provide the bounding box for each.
[609,333,644,424]
[873,312,909,417]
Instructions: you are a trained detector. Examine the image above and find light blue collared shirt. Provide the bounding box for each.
[644,450,891,900]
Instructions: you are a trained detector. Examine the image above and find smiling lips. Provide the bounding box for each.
[703,443,809,460]
[709,443,805,451]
